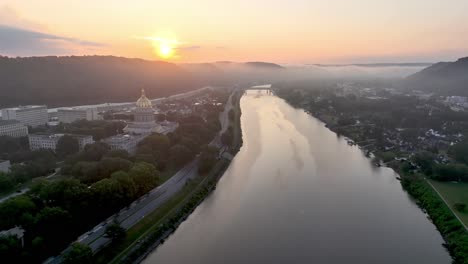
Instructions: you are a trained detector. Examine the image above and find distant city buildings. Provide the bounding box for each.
[28,133,94,151]
[0,160,11,173]
[56,107,101,123]
[444,96,468,111]
[1,105,48,127]
[0,120,28,137]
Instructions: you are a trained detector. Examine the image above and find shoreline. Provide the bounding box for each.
[281,97,468,264]
[110,91,244,264]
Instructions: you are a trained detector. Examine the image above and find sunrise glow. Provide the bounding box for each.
[147,37,178,59]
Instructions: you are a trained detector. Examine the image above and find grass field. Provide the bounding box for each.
[429,180,468,227]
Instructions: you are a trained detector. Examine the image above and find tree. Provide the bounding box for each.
[81,142,111,161]
[105,222,126,242]
[63,243,93,264]
[104,149,131,160]
[0,195,36,229]
[0,235,22,262]
[35,178,90,212]
[169,144,193,167]
[31,236,46,259]
[412,152,435,175]
[71,161,99,183]
[432,163,468,182]
[198,146,218,173]
[137,134,170,161]
[0,173,15,193]
[129,162,159,195]
[35,207,73,245]
[91,178,124,209]
[56,135,79,158]
[97,157,133,180]
[111,171,137,202]
[449,141,468,165]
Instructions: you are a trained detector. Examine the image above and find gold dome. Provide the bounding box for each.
[136,89,152,108]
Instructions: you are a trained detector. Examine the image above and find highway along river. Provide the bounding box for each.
[143,90,451,263]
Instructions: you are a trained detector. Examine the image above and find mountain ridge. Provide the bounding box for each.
[405,57,468,96]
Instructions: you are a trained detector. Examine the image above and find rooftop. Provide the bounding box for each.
[29,133,92,139]
[0,120,21,126]
[104,134,144,143]
[2,105,47,111]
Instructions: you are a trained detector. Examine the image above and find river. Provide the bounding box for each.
[143,89,451,264]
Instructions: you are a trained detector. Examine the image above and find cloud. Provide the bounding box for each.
[177,45,201,51]
[0,5,106,56]
[0,24,106,56]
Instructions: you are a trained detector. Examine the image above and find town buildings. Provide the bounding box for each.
[0,160,11,173]
[0,227,24,247]
[102,134,146,154]
[28,133,94,151]
[57,107,101,123]
[1,105,48,127]
[0,120,28,137]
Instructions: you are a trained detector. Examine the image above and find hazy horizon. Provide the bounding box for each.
[1,0,467,64]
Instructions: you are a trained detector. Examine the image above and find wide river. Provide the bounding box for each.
[144,90,450,264]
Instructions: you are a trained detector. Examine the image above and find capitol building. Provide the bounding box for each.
[123,89,178,135]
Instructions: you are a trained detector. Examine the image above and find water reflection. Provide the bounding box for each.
[144,90,450,264]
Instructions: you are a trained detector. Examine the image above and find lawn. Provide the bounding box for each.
[429,180,468,227]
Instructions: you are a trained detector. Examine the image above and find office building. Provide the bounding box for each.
[0,120,28,137]
[1,105,48,127]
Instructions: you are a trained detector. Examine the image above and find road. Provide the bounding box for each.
[210,92,234,148]
[45,91,234,264]
[0,187,30,204]
[46,159,200,264]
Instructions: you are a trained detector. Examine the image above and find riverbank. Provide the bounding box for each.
[278,95,468,264]
[94,90,244,264]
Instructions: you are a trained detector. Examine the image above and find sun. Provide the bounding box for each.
[149,37,178,59]
[157,42,174,59]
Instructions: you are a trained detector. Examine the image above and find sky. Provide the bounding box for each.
[0,0,467,64]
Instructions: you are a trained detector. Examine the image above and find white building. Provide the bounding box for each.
[57,107,101,123]
[28,133,94,151]
[73,134,95,151]
[124,89,160,135]
[102,134,146,154]
[0,120,28,137]
[0,160,11,173]
[0,227,25,247]
[1,105,48,127]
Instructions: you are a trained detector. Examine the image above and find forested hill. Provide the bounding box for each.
[405,57,468,96]
[0,56,203,107]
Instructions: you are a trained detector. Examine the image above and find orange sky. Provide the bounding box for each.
[0,0,467,63]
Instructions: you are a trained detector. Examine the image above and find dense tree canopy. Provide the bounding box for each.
[63,243,93,264]
[56,135,79,158]
[449,141,468,166]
